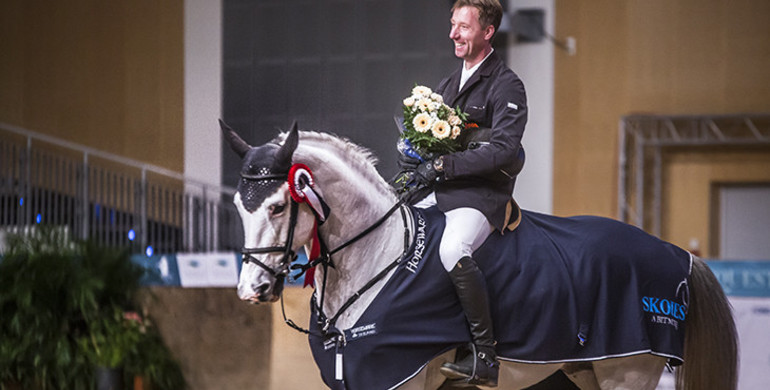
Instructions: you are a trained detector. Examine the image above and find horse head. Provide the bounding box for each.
[221,120,319,303]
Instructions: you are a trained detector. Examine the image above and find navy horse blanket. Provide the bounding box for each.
[309,206,692,390]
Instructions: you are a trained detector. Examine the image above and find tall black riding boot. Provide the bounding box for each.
[440,256,499,387]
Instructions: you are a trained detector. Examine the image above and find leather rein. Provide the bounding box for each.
[239,170,411,336]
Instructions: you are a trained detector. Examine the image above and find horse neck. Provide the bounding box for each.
[315,206,406,328]
[295,139,406,328]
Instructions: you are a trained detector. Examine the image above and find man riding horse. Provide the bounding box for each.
[398,0,527,386]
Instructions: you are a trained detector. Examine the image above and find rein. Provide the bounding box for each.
[312,204,411,335]
[239,169,412,337]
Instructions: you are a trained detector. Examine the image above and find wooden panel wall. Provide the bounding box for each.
[0,0,184,172]
[554,0,770,255]
[665,149,770,257]
[141,288,273,390]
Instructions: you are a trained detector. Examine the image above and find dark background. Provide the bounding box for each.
[221,0,507,186]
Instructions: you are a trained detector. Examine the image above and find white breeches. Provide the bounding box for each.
[415,192,494,271]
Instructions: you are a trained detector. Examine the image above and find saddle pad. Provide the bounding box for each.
[308,206,692,390]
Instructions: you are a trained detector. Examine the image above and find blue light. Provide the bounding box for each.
[145,246,154,257]
[19,198,24,206]
[127,229,136,241]
[36,213,42,224]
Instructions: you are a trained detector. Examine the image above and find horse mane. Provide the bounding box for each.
[274,130,394,196]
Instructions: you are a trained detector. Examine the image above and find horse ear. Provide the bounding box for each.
[274,121,299,170]
[219,119,251,158]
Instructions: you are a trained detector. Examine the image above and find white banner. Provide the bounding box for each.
[177,252,240,288]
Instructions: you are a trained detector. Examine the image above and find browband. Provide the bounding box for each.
[240,172,287,181]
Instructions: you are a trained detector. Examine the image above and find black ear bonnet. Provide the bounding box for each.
[237,144,286,212]
[223,119,299,213]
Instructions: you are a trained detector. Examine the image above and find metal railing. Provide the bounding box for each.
[1,122,242,254]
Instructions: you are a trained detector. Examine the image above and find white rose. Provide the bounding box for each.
[451,126,462,139]
[412,85,432,97]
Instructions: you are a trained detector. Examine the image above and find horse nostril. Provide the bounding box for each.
[256,282,271,296]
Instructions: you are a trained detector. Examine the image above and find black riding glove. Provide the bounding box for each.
[397,151,421,171]
[411,158,445,187]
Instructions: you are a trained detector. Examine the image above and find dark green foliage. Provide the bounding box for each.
[0,228,185,390]
[125,325,186,390]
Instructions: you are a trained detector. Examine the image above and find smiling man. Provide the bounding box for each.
[450,3,495,69]
[396,0,528,387]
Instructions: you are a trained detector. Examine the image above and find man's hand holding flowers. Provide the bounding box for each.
[394,85,469,194]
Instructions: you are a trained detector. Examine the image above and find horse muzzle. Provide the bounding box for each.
[237,278,284,304]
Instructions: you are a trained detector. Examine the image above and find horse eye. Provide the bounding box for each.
[270,203,286,215]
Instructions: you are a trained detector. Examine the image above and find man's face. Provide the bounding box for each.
[449,6,493,67]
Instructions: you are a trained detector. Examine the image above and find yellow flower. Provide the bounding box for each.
[430,93,444,103]
[451,126,462,139]
[412,85,432,97]
[432,120,451,139]
[413,113,432,133]
[448,114,462,126]
[403,97,415,107]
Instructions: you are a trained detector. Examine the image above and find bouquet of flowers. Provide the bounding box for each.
[400,85,470,160]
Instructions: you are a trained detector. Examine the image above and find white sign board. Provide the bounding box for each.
[177,252,239,287]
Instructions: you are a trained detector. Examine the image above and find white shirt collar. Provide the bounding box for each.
[459,49,494,91]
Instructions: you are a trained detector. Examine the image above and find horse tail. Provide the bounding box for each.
[675,256,738,390]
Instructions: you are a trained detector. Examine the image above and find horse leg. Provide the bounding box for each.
[561,362,600,390]
[497,361,563,389]
[591,354,667,390]
[397,356,563,390]
[396,350,456,390]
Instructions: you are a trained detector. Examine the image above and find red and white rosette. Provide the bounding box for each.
[288,163,328,222]
[287,163,329,287]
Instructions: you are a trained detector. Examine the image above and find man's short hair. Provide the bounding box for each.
[452,0,503,35]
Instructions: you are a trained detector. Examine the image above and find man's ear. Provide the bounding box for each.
[484,24,496,42]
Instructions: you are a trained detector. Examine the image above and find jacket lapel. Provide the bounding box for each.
[449,53,501,108]
[443,69,462,107]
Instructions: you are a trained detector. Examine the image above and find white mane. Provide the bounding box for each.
[275,130,396,200]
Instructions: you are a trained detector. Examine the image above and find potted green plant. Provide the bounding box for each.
[1,229,185,390]
[78,306,143,390]
[123,312,186,390]
[78,307,186,390]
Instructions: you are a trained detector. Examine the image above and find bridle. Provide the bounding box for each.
[239,171,300,282]
[238,166,410,336]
